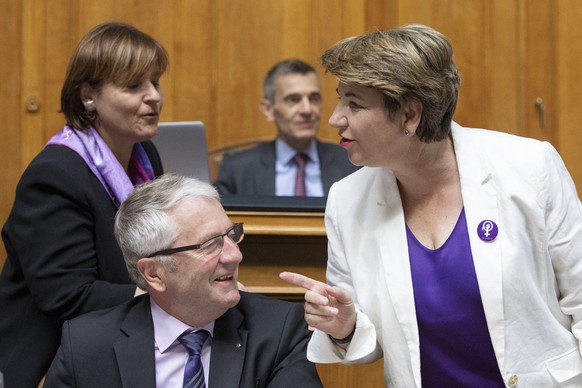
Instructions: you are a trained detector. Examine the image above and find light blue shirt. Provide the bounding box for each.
[275,138,324,197]
[151,299,215,387]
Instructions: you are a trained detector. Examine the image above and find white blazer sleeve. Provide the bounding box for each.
[306,182,381,364]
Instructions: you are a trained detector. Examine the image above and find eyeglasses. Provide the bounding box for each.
[147,223,244,258]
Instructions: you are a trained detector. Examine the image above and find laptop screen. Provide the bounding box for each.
[152,121,211,183]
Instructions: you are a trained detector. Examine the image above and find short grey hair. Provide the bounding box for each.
[263,59,318,103]
[114,174,220,289]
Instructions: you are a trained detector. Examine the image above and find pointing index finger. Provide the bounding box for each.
[279,271,324,291]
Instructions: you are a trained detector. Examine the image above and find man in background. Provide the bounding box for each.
[44,174,322,388]
[214,59,358,197]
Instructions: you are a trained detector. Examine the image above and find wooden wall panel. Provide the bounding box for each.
[1,0,23,261]
[485,1,522,136]
[313,0,369,144]
[395,0,523,134]
[212,0,282,146]
[555,0,582,189]
[21,0,47,163]
[43,3,79,145]
[164,0,214,130]
[522,0,557,143]
[209,0,370,148]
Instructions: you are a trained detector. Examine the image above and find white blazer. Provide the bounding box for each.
[308,123,582,387]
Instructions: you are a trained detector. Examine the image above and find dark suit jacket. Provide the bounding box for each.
[44,292,323,388]
[0,141,163,388]
[214,140,359,196]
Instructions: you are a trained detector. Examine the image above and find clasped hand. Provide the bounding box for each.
[279,272,356,340]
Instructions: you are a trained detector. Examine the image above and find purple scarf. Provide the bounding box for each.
[46,125,155,207]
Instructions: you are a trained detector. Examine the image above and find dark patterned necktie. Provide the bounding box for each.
[178,329,210,388]
[293,153,309,196]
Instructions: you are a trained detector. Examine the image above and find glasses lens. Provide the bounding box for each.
[199,236,224,257]
[227,223,244,244]
[197,224,244,259]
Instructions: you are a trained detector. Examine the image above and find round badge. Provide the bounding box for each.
[477,220,498,241]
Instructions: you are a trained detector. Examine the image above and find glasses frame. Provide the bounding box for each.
[147,223,244,258]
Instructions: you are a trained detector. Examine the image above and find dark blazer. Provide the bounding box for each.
[0,141,163,388]
[214,140,359,196]
[44,292,323,388]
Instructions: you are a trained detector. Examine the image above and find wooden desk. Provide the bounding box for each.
[227,210,385,387]
[227,210,327,300]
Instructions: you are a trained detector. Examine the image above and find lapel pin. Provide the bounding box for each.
[477,220,498,241]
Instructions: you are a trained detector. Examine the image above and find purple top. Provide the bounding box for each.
[407,209,504,387]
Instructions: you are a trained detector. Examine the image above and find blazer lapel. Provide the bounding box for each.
[452,123,505,368]
[208,307,247,387]
[257,142,276,195]
[373,168,421,373]
[114,296,157,388]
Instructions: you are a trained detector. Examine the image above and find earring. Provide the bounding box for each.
[404,129,410,136]
[85,100,96,112]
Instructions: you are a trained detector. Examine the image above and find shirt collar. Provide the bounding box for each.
[151,298,215,353]
[275,138,320,165]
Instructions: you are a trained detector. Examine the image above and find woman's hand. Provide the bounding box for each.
[280,271,356,340]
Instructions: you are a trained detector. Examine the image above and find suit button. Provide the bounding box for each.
[507,374,518,387]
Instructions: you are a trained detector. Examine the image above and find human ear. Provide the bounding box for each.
[137,258,166,292]
[259,99,275,122]
[80,83,96,111]
[402,100,423,136]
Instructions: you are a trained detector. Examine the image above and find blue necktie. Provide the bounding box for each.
[178,329,210,388]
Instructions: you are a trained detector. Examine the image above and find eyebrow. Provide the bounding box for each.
[283,91,321,98]
[283,93,301,99]
[336,87,361,99]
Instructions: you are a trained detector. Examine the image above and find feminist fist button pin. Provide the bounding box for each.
[477,220,498,241]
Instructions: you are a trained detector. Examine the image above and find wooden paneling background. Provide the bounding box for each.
[4,0,582,246]
[2,1,582,386]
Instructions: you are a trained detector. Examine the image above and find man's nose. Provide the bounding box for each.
[220,237,243,263]
[298,97,314,114]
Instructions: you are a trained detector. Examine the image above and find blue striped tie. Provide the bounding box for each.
[178,329,210,388]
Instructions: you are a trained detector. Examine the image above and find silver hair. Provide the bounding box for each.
[114,174,220,289]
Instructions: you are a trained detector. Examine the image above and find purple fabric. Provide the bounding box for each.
[407,209,504,387]
[46,126,155,207]
[128,142,155,186]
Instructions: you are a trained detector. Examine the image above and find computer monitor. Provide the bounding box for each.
[152,121,211,182]
[220,194,327,213]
